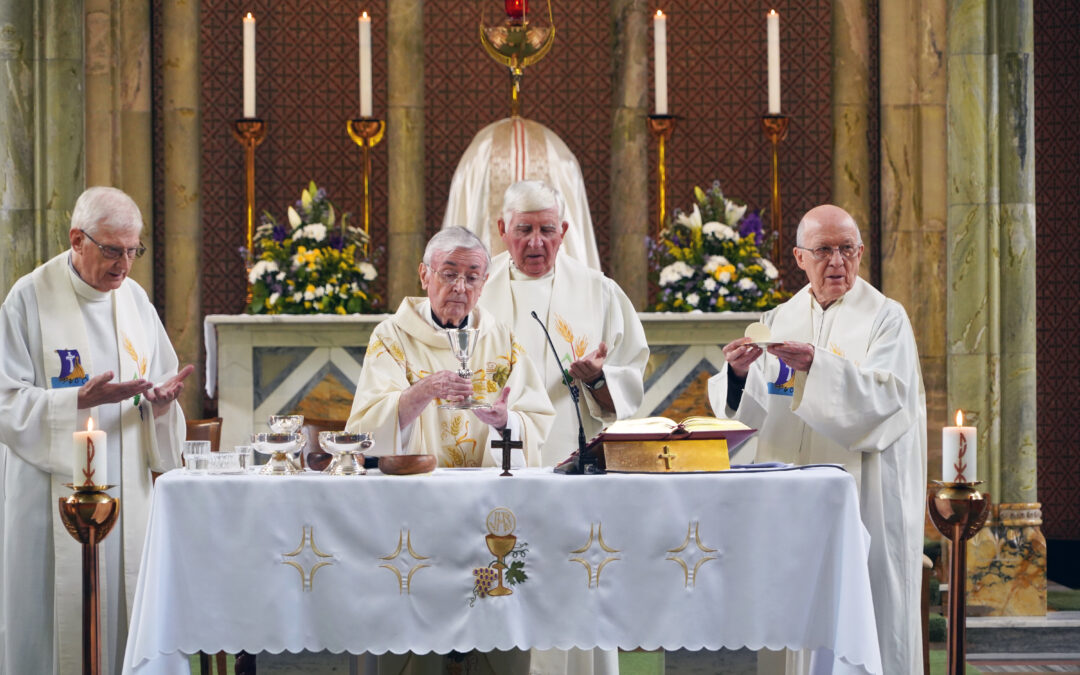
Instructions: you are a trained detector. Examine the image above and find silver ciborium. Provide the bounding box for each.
[321,431,373,476]
[439,327,490,410]
[252,432,304,475]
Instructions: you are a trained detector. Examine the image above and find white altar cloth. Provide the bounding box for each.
[122,466,882,675]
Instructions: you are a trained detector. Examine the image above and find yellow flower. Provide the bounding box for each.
[335,306,346,314]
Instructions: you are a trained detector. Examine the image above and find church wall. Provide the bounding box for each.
[1033,0,1079,541]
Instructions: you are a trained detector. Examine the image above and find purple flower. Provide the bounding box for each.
[272,223,289,242]
[739,211,764,244]
[327,232,344,250]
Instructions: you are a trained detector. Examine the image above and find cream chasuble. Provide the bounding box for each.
[0,251,184,675]
[347,297,554,467]
[441,117,601,270]
[479,251,649,468]
[707,278,927,675]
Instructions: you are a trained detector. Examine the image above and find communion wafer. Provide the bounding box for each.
[744,322,771,342]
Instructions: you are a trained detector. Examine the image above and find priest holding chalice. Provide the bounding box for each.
[347,226,554,468]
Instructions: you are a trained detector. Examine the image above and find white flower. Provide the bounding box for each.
[675,203,703,230]
[248,260,279,283]
[301,188,313,210]
[314,286,326,298]
[717,285,730,296]
[303,288,316,301]
[299,223,327,242]
[737,277,757,291]
[703,278,717,292]
[287,206,302,228]
[292,292,303,302]
[326,203,335,226]
[275,272,286,281]
[658,261,695,286]
[758,257,779,280]
[703,255,731,274]
[268,292,280,307]
[703,221,737,241]
[725,201,748,227]
[358,261,378,281]
[686,292,701,307]
[717,270,732,284]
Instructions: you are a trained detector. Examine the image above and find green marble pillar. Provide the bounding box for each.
[85,0,155,293]
[830,0,872,281]
[879,0,947,461]
[386,0,425,305]
[0,0,83,296]
[947,0,1042,616]
[160,0,203,416]
[609,0,648,308]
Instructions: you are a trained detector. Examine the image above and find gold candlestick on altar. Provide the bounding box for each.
[232,119,268,307]
[58,484,119,675]
[347,118,386,257]
[928,481,990,675]
[479,0,556,117]
[647,115,678,237]
[761,114,789,284]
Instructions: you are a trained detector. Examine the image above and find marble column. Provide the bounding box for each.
[948,0,1042,616]
[879,0,947,463]
[386,0,425,305]
[829,0,872,281]
[85,0,155,293]
[160,0,203,416]
[609,0,649,309]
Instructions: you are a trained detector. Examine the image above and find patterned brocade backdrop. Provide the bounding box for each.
[1035,2,1080,540]
[655,0,832,287]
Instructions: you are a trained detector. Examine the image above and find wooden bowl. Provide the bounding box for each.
[378,454,437,475]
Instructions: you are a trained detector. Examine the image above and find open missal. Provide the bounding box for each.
[583,416,756,473]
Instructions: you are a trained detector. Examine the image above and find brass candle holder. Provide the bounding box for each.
[927,481,990,675]
[761,114,789,284]
[232,118,268,307]
[58,484,120,675]
[346,118,386,258]
[647,114,679,238]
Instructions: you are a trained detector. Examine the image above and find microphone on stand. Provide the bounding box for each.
[530,311,599,474]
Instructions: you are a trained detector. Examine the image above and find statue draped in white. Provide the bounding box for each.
[442,117,601,271]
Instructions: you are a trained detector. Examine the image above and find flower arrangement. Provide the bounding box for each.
[650,181,787,312]
[245,181,380,314]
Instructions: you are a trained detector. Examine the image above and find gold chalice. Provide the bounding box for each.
[439,327,490,410]
[485,533,517,596]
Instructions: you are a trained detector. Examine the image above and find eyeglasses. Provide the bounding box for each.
[796,244,861,261]
[80,229,146,260]
[431,267,485,288]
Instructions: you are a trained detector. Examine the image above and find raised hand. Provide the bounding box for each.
[143,365,195,417]
[78,371,151,409]
[767,341,815,372]
[473,386,510,430]
[722,337,763,378]
[568,341,607,384]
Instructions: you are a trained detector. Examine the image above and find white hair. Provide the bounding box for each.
[795,209,863,247]
[501,180,565,225]
[423,226,490,268]
[70,186,144,237]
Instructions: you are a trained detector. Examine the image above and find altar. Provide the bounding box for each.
[205,312,756,450]
[122,465,882,675]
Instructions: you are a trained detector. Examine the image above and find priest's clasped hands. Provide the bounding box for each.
[724,337,815,377]
[400,370,511,430]
[77,364,195,418]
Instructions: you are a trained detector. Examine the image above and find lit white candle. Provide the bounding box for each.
[359,12,373,118]
[653,10,668,115]
[942,410,977,483]
[766,9,781,114]
[73,417,107,488]
[243,13,256,118]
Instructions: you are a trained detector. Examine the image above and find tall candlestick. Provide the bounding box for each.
[653,10,668,116]
[943,410,977,482]
[73,417,107,488]
[243,13,256,118]
[358,12,373,118]
[766,9,780,114]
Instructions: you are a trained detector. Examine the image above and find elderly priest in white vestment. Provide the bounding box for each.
[0,186,192,674]
[479,181,648,675]
[348,226,555,467]
[707,204,927,675]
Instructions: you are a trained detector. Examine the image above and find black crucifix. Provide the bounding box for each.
[492,427,523,477]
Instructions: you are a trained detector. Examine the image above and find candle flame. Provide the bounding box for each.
[87,417,95,432]
[655,9,664,17]
[362,11,369,18]
[244,12,254,20]
[955,409,964,426]
[768,9,778,16]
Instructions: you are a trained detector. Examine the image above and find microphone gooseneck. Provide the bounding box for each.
[530,311,596,474]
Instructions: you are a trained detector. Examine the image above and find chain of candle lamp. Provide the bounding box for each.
[647,115,678,238]
[232,119,267,307]
[346,119,386,257]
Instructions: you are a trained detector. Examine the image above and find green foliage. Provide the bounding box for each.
[505,560,527,586]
